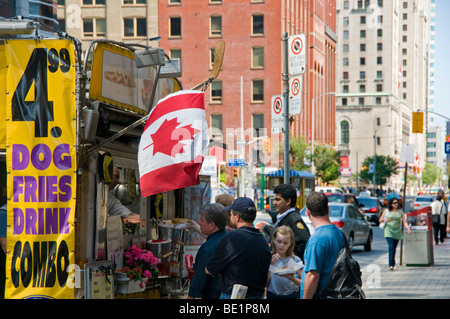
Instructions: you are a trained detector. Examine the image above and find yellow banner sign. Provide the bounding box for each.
[3,39,77,299]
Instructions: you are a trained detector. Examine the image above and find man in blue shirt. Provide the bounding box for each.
[188,203,228,299]
[300,192,345,299]
[206,197,271,299]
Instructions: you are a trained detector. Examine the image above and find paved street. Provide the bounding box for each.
[356,227,450,299]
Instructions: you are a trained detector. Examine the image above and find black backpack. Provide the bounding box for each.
[320,234,366,299]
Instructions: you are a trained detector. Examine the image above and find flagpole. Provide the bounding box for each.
[239,75,245,197]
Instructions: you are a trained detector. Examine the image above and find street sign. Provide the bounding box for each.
[400,143,415,163]
[227,158,246,167]
[289,76,302,115]
[271,95,284,133]
[340,167,352,177]
[445,142,450,154]
[288,34,306,75]
[369,163,375,174]
[412,112,424,133]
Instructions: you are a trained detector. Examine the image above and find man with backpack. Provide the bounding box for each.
[301,192,364,299]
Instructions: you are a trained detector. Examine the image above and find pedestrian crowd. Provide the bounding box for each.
[186,184,353,299]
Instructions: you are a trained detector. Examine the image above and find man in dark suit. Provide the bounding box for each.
[269,184,310,262]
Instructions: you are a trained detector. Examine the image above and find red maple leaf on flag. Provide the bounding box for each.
[144,117,200,157]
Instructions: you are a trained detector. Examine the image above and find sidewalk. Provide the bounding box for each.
[361,239,450,299]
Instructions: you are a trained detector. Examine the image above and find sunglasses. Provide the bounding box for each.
[392,202,398,204]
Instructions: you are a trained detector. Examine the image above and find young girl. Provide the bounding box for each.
[267,226,303,299]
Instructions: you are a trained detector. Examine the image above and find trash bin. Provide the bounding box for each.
[405,230,434,266]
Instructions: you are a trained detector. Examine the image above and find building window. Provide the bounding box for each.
[252,80,264,102]
[169,17,181,37]
[403,24,407,31]
[377,29,383,37]
[210,16,222,36]
[169,0,181,4]
[342,98,348,106]
[376,97,382,105]
[360,44,366,51]
[123,18,146,37]
[344,30,349,39]
[341,121,349,145]
[403,1,408,8]
[359,97,364,106]
[83,0,106,4]
[377,70,382,79]
[344,1,349,9]
[170,49,181,59]
[378,0,383,7]
[211,81,223,103]
[360,71,365,79]
[83,18,106,37]
[343,72,349,80]
[360,57,366,65]
[377,56,383,65]
[211,114,223,140]
[376,84,383,92]
[360,16,366,24]
[210,0,222,3]
[343,44,349,52]
[252,114,264,137]
[343,17,349,25]
[360,30,366,38]
[252,15,264,35]
[403,13,407,20]
[123,0,146,4]
[360,85,366,93]
[378,15,383,24]
[343,58,349,66]
[343,85,349,93]
[377,43,383,51]
[252,47,264,68]
[402,35,407,42]
[377,137,381,145]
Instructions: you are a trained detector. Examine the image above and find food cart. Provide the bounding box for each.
[0,21,224,299]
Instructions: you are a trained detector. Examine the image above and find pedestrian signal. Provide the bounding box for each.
[412,112,423,133]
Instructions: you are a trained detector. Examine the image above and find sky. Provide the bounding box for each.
[433,0,450,130]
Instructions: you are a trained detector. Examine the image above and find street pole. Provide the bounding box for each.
[239,75,245,197]
[260,163,265,211]
[373,133,377,187]
[282,32,290,184]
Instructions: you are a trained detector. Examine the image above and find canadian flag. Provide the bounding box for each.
[138,90,209,197]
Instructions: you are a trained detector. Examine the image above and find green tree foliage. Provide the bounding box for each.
[289,136,311,172]
[313,144,341,184]
[422,162,442,186]
[360,155,398,185]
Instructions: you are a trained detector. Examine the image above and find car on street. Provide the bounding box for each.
[325,193,363,212]
[356,196,383,225]
[315,186,344,193]
[412,195,436,210]
[300,203,373,252]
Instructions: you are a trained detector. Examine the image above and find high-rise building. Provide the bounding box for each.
[335,0,430,189]
[158,0,337,165]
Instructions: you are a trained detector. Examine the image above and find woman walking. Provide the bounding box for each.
[379,197,411,270]
[430,194,446,245]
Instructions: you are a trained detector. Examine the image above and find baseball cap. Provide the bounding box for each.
[225,197,256,216]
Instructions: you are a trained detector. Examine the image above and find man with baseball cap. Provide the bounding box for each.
[206,197,271,299]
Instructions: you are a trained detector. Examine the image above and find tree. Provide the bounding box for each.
[289,136,311,172]
[422,162,442,186]
[313,144,341,184]
[360,155,398,186]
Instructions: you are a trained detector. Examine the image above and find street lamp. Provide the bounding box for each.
[373,125,391,187]
[311,92,335,174]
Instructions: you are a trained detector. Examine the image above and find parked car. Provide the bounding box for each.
[356,196,383,225]
[413,195,436,210]
[315,186,344,194]
[300,203,373,252]
[325,193,362,212]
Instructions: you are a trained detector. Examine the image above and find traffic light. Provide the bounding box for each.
[263,137,271,154]
[412,112,423,133]
[233,168,239,177]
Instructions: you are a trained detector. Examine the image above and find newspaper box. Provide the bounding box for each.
[405,207,434,266]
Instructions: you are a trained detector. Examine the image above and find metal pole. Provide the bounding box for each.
[311,98,315,174]
[239,75,245,197]
[282,32,290,184]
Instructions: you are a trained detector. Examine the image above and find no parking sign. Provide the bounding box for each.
[288,34,306,75]
[271,95,284,133]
